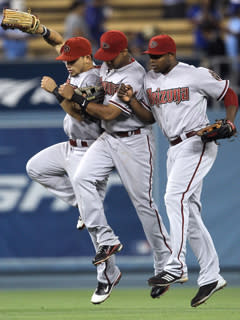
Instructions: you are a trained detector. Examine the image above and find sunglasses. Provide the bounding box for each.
[149,54,164,60]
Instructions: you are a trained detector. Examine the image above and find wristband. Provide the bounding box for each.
[72,93,89,112]
[226,119,236,132]
[41,26,50,39]
[53,87,64,103]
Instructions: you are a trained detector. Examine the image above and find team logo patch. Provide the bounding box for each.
[63,44,70,53]
[102,42,110,49]
[208,69,222,81]
[150,40,158,49]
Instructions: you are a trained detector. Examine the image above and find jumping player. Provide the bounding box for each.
[117,34,238,307]
[22,24,121,304]
[57,30,187,300]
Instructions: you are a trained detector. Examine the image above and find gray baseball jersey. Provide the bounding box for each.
[143,62,228,286]
[100,60,151,132]
[64,67,102,140]
[73,59,172,275]
[26,66,119,284]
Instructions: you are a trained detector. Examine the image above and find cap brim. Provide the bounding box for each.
[56,54,80,61]
[94,48,119,61]
[143,50,167,55]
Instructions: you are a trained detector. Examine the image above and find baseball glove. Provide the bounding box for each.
[74,85,105,104]
[196,119,236,143]
[1,8,40,34]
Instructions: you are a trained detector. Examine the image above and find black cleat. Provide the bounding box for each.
[148,271,182,287]
[91,272,122,304]
[92,243,123,265]
[191,277,227,307]
[150,285,170,298]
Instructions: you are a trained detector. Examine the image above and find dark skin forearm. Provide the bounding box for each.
[225,105,238,123]
[60,100,83,121]
[117,83,155,123]
[59,83,122,121]
[128,96,155,124]
[85,101,121,120]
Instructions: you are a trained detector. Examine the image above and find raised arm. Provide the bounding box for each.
[1,8,64,54]
[33,24,64,54]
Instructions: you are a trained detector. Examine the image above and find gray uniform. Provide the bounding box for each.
[26,67,119,283]
[144,62,228,285]
[73,60,172,275]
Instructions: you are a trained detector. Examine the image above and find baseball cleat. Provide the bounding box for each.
[92,243,123,265]
[191,277,227,307]
[175,273,188,284]
[91,272,122,304]
[148,271,182,287]
[150,285,170,298]
[76,216,85,230]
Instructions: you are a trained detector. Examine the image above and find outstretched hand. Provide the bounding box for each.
[117,83,134,103]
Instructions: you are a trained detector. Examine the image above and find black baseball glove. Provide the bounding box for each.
[71,86,104,122]
[74,86,105,104]
[196,119,236,143]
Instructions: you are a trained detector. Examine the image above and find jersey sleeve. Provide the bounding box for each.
[194,67,229,101]
[81,72,101,87]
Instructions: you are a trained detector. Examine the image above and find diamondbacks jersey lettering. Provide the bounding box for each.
[146,87,189,106]
[144,62,229,139]
[100,60,150,133]
[63,67,102,140]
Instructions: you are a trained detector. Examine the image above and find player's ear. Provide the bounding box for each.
[84,55,92,62]
[121,48,128,56]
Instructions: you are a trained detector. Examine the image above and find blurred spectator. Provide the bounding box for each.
[162,0,186,18]
[0,0,29,60]
[200,20,229,78]
[227,0,240,15]
[187,0,223,57]
[224,4,240,72]
[64,0,92,41]
[0,0,8,8]
[85,0,112,47]
[126,31,148,67]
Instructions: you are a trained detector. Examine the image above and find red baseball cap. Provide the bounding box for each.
[56,37,92,61]
[94,30,128,61]
[144,35,176,55]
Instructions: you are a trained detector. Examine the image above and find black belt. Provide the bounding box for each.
[69,139,88,147]
[115,128,141,137]
[170,131,196,146]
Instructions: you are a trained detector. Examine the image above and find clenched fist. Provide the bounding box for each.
[59,83,75,100]
[41,76,57,93]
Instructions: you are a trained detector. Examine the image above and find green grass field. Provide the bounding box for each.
[0,287,239,320]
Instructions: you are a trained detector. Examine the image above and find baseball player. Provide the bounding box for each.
[117,34,238,307]
[23,24,121,304]
[57,30,188,300]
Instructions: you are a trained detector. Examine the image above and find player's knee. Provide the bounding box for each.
[72,170,86,189]
[26,158,40,180]
[26,159,34,178]
[164,192,178,207]
[164,191,188,207]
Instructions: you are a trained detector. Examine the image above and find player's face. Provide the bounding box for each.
[149,53,173,74]
[65,57,86,76]
[105,50,128,70]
